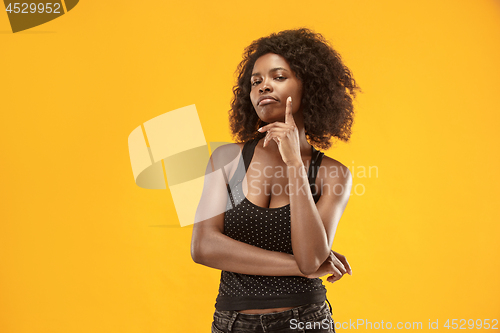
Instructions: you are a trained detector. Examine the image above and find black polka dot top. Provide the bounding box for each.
[214,138,327,311]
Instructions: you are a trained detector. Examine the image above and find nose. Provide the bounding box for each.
[259,78,272,93]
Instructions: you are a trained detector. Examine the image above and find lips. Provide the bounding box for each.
[257,96,278,106]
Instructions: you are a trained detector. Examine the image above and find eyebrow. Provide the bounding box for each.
[251,67,289,77]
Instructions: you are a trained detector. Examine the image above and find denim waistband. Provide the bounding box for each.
[213,299,334,333]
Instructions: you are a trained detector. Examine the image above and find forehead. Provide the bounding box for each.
[252,53,291,73]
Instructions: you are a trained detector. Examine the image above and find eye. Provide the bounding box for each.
[251,80,261,86]
[275,76,286,81]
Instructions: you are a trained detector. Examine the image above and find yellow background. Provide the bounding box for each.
[1,0,499,332]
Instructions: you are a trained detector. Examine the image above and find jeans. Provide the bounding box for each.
[211,299,335,333]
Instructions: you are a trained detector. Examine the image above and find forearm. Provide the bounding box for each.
[287,161,330,274]
[192,230,306,277]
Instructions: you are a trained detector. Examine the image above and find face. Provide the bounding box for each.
[250,53,303,123]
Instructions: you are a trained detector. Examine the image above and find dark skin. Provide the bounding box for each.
[191,53,353,314]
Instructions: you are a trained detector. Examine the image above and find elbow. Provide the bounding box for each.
[191,246,203,264]
[191,226,221,267]
[296,248,331,276]
[191,232,217,265]
[191,235,207,265]
[296,257,323,276]
[191,232,206,265]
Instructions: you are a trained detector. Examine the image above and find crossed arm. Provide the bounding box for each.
[286,157,352,275]
[190,143,352,278]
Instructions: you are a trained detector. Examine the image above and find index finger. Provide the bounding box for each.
[284,96,295,125]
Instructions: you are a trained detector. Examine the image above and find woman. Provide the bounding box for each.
[191,28,359,332]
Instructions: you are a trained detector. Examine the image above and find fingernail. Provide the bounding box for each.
[257,127,262,132]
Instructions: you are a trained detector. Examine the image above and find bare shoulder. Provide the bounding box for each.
[208,142,243,172]
[317,155,353,186]
[211,142,242,157]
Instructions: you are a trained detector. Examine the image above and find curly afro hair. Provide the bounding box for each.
[229,28,360,151]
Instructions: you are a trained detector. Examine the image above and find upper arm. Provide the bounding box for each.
[191,143,242,261]
[315,156,353,249]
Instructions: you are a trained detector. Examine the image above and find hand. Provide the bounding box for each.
[305,250,352,283]
[257,96,301,166]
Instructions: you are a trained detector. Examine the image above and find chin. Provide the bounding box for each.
[259,115,284,124]
[257,108,286,123]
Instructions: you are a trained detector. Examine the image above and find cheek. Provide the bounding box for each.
[249,92,257,106]
[293,83,303,99]
[294,87,303,109]
[294,100,302,113]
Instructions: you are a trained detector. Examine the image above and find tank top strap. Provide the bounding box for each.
[308,145,324,183]
[308,145,324,202]
[225,139,258,209]
[242,138,259,173]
